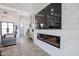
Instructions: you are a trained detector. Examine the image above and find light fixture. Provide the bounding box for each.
[40,23,44,28]
[4,11,7,14]
[20,23,23,27]
[51,9,54,11]
[51,13,54,15]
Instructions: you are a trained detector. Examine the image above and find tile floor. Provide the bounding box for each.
[1,36,50,56]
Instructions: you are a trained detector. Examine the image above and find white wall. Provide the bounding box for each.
[62,3,79,31]
[34,3,79,56]
[32,3,49,14]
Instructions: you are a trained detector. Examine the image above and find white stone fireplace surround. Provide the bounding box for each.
[34,3,79,56]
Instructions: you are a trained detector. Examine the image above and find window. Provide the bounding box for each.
[2,22,14,35]
[8,23,13,33]
[2,22,7,35]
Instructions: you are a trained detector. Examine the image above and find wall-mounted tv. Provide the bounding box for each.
[35,3,61,29]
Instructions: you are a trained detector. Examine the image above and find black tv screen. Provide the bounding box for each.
[35,3,61,29]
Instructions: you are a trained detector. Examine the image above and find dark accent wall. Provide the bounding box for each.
[35,3,61,29]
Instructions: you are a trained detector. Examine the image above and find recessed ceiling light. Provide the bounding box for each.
[51,9,54,11]
[51,13,54,15]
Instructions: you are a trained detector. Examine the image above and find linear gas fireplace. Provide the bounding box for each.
[37,33,60,48]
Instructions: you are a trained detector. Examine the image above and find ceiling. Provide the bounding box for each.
[0,3,33,14]
[0,8,17,15]
[0,3,50,15]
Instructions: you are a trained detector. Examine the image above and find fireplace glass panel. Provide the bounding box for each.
[37,33,60,48]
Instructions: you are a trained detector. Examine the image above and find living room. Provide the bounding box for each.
[0,3,79,56]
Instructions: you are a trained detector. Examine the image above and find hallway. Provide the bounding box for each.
[1,36,50,56]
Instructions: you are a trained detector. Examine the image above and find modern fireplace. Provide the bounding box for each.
[37,33,60,48]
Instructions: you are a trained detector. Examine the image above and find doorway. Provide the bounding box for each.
[19,15,29,37]
[0,21,16,46]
